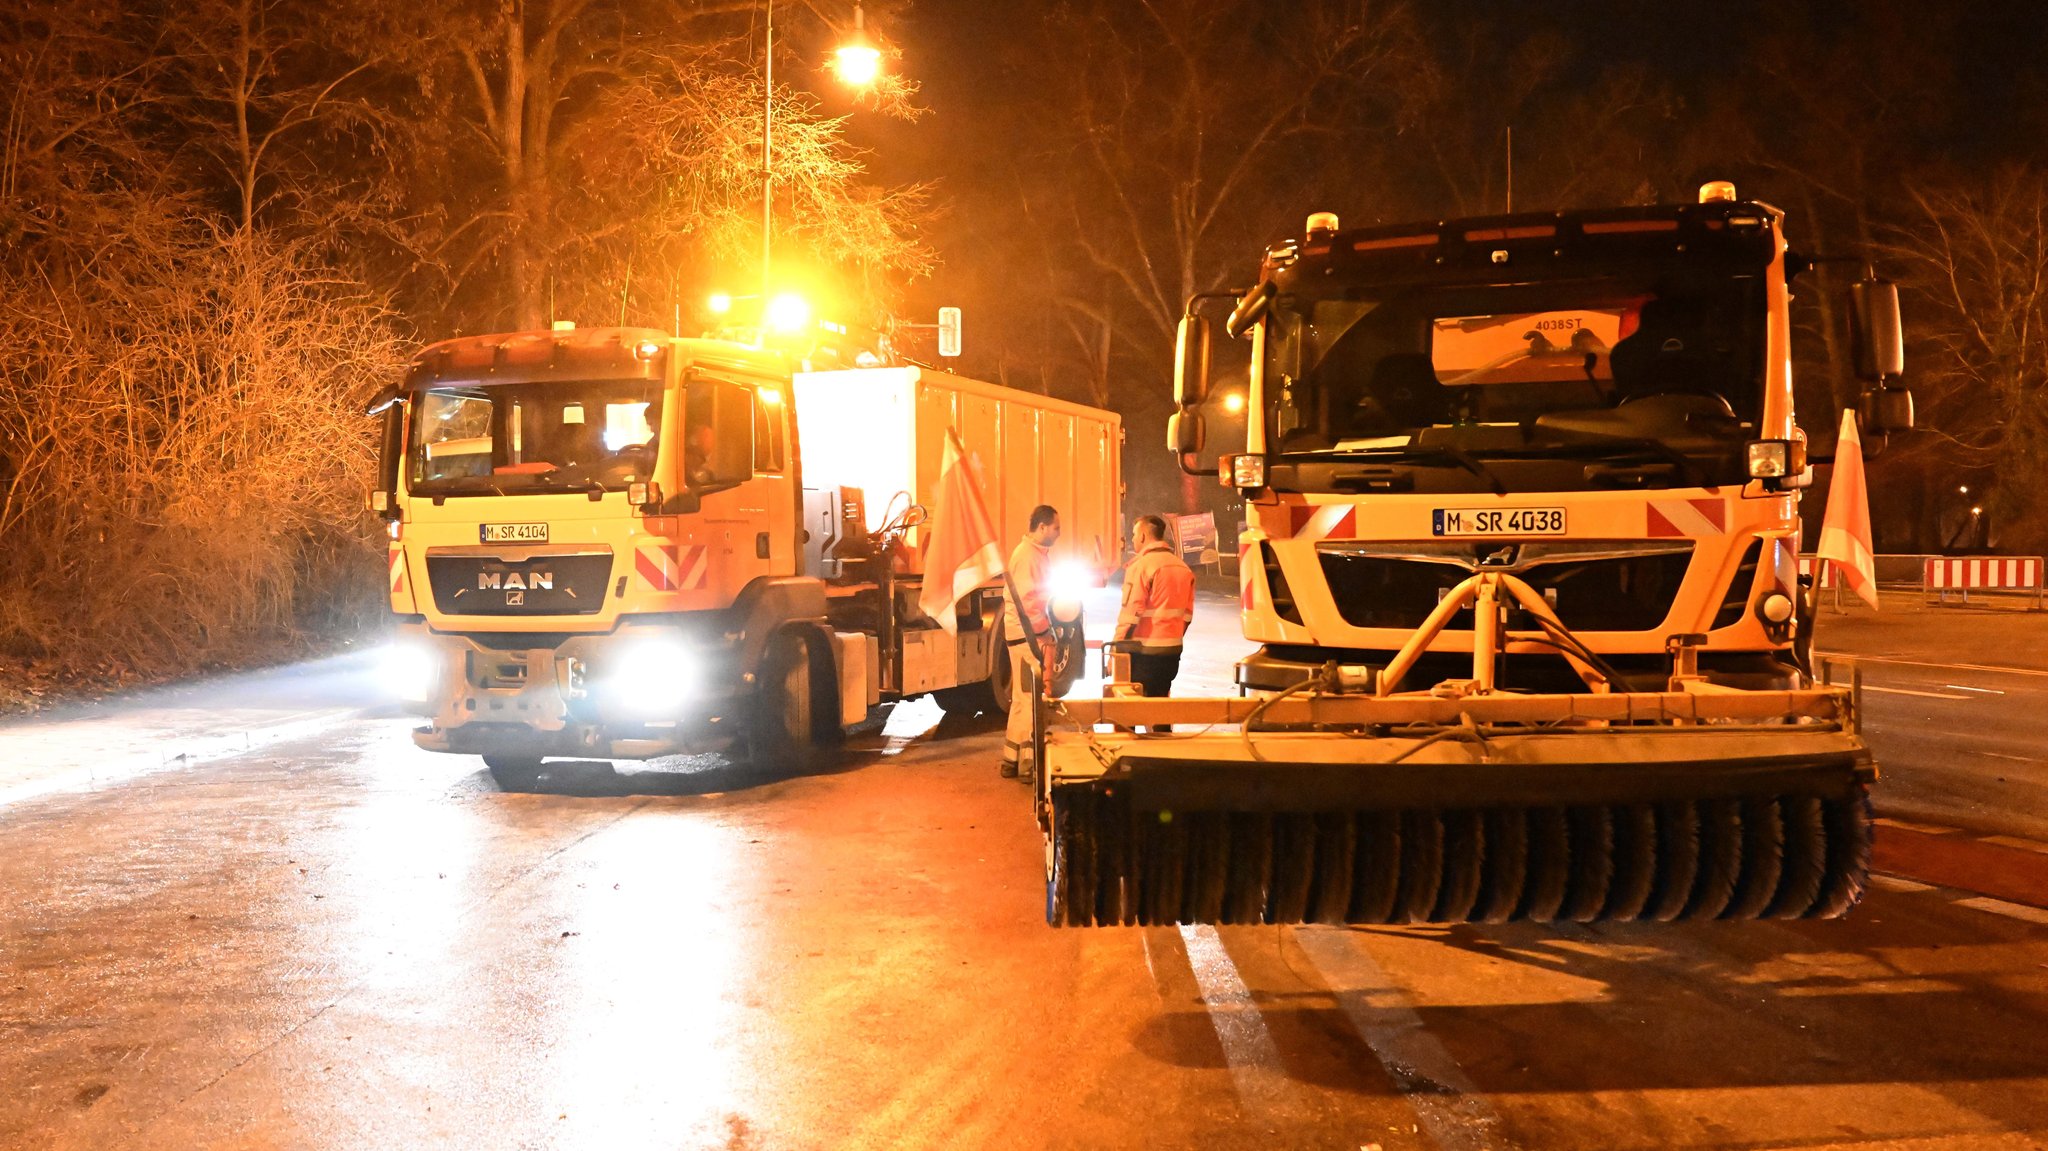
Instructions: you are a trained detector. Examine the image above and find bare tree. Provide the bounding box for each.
[1889,168,2048,549]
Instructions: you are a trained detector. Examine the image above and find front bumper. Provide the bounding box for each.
[398,620,740,759]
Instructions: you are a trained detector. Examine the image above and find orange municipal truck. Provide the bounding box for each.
[367,327,1120,771]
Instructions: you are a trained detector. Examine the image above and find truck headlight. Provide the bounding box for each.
[1048,562,1093,625]
[1746,439,1805,480]
[606,637,692,715]
[382,642,438,704]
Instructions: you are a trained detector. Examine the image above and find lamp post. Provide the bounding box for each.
[762,1,882,295]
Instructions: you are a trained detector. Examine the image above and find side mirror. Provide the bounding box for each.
[369,402,404,520]
[1224,281,1275,340]
[1862,385,1915,434]
[1173,315,1211,406]
[1168,409,1207,455]
[1851,279,1904,381]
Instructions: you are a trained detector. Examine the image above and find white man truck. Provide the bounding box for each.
[366,326,1120,771]
[1039,183,1914,926]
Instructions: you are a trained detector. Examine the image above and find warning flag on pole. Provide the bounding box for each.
[1816,408,1880,610]
[917,428,1005,633]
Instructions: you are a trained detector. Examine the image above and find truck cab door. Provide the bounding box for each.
[679,374,799,602]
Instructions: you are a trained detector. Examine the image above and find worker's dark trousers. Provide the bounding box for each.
[1127,649,1181,699]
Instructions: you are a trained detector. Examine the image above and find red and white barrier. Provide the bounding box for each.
[1797,555,1837,589]
[1923,555,2045,606]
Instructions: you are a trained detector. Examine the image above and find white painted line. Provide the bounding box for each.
[1862,685,1972,700]
[1944,684,2006,694]
[1981,835,2048,856]
[1872,817,1959,836]
[1179,926,1303,1116]
[1976,751,2037,764]
[1870,874,1937,893]
[1822,653,2048,679]
[1954,897,2048,927]
[1295,928,1513,1151]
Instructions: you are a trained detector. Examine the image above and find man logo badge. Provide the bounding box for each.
[477,571,553,591]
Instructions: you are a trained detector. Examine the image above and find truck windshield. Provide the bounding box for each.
[1263,273,1767,487]
[408,378,662,496]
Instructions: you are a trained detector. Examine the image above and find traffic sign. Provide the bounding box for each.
[937,307,962,357]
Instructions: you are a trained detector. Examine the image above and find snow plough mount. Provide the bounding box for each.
[1033,577,1876,927]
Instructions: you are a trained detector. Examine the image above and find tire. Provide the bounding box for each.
[482,754,544,773]
[751,629,841,774]
[1047,623,1087,698]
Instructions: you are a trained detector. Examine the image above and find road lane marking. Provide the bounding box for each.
[1954,897,2048,926]
[1873,818,1958,835]
[1861,685,1973,700]
[1981,835,2048,856]
[1874,872,2048,925]
[1294,928,1513,1151]
[1944,684,2006,694]
[1976,751,2037,764]
[1822,653,2048,679]
[1179,926,1304,1116]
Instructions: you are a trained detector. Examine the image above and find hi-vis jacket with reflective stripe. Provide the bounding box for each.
[1115,541,1195,652]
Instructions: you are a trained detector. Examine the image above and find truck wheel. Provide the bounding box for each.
[1047,624,1087,698]
[753,630,841,773]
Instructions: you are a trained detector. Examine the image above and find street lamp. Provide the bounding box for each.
[834,5,883,87]
[762,0,884,294]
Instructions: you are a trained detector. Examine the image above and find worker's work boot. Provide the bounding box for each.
[999,741,1020,777]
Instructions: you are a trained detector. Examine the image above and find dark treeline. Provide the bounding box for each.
[1,0,2043,683]
[0,0,923,682]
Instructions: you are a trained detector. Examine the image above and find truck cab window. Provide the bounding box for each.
[415,391,495,482]
[682,377,758,487]
[753,387,786,474]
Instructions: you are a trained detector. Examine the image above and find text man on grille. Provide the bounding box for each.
[1113,514,1195,702]
[1000,504,1060,782]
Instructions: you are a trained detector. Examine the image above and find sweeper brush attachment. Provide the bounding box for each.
[1037,691,1874,927]
[1033,574,1875,928]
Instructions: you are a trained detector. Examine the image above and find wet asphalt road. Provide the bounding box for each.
[4,594,2048,1149]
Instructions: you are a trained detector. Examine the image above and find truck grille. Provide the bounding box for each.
[1317,541,1694,633]
[425,551,613,616]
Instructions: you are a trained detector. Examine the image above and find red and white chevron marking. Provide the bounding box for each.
[1646,498,1726,538]
[388,547,406,595]
[636,543,709,592]
[1262,500,1357,541]
[1925,556,2041,590]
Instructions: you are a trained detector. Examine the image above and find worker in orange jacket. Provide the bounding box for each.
[1114,514,1195,701]
[1000,504,1060,782]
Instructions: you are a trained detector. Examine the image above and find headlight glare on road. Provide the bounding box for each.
[607,637,692,716]
[382,642,438,703]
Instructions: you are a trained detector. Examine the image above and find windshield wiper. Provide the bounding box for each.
[1539,437,1703,485]
[1334,445,1508,495]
